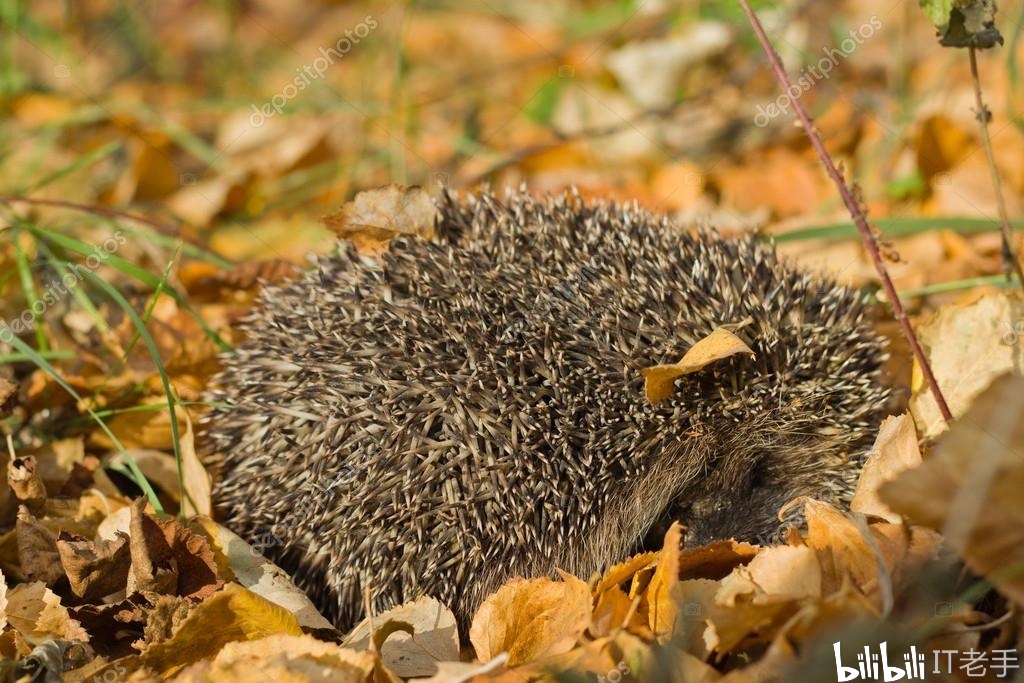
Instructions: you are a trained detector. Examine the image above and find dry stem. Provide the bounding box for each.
[967,46,1024,294]
[737,0,953,423]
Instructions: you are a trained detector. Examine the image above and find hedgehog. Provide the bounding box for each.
[204,188,889,631]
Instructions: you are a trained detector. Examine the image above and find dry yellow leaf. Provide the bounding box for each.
[716,545,820,607]
[322,185,438,254]
[343,595,459,678]
[594,551,658,596]
[642,328,755,403]
[140,583,304,676]
[646,521,683,640]
[5,581,86,645]
[170,634,376,683]
[851,414,923,523]
[469,571,592,666]
[910,292,1024,438]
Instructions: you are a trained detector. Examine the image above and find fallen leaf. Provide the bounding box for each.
[647,521,683,640]
[882,373,1024,605]
[851,414,924,522]
[140,583,305,677]
[716,545,820,607]
[910,292,1024,438]
[170,634,377,683]
[642,327,755,403]
[469,571,592,665]
[56,530,131,600]
[127,498,222,599]
[192,518,334,632]
[7,456,46,515]
[15,507,64,587]
[5,581,87,645]
[322,185,438,254]
[343,596,459,678]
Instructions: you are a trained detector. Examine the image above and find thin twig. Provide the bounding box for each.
[967,46,1024,294]
[737,0,953,423]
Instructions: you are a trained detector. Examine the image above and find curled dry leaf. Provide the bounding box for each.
[68,594,150,659]
[7,456,47,515]
[469,570,592,666]
[127,498,222,599]
[704,546,820,657]
[343,595,459,678]
[322,185,438,254]
[716,545,821,607]
[642,327,755,403]
[15,507,64,587]
[646,521,683,640]
[881,373,1024,606]
[192,517,334,632]
[851,414,924,523]
[679,540,759,581]
[56,530,131,600]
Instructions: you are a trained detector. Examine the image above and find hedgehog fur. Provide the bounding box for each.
[204,188,890,631]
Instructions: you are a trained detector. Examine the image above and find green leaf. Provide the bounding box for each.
[919,0,957,28]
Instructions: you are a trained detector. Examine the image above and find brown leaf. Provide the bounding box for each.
[15,507,64,587]
[322,185,438,254]
[7,456,47,515]
[0,378,17,418]
[642,328,754,403]
[469,571,592,665]
[679,540,759,581]
[69,594,150,659]
[56,530,131,600]
[881,373,1024,606]
[127,498,222,599]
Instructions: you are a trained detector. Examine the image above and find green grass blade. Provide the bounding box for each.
[773,216,1024,244]
[11,228,48,352]
[0,350,75,363]
[896,274,1015,298]
[78,267,187,519]
[37,243,112,336]
[26,225,233,352]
